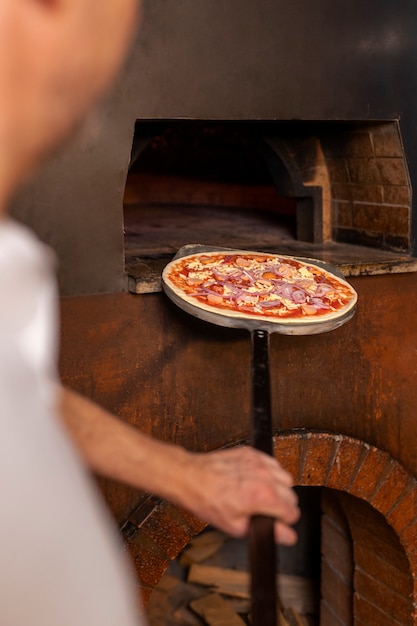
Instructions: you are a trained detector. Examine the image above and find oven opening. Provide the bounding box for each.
[145,486,323,625]
[123,121,300,261]
[123,120,413,293]
[143,482,413,625]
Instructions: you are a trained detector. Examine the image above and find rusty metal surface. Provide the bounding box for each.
[59,271,417,524]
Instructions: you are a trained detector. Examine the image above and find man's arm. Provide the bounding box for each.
[59,386,299,545]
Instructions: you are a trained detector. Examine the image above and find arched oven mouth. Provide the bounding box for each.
[123,120,414,295]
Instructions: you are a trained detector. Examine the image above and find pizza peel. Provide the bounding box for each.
[162,244,357,626]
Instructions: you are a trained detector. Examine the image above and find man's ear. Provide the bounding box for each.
[31,0,62,8]
[17,0,71,37]
[24,0,70,20]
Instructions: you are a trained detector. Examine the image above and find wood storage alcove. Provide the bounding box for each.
[121,431,417,625]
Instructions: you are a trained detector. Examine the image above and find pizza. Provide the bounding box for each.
[162,250,357,325]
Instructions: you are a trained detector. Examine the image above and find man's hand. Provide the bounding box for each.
[175,446,300,545]
[60,387,300,545]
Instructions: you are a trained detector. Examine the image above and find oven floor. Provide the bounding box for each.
[123,171,297,257]
[124,202,296,258]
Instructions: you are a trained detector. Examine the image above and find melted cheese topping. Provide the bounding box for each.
[163,251,357,324]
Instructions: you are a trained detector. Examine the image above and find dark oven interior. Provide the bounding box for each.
[124,120,411,251]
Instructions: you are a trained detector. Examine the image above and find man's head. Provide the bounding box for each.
[0,0,139,198]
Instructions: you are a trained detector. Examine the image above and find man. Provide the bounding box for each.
[0,1,299,624]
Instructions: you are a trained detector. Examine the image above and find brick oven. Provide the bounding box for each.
[119,118,417,625]
[11,1,417,623]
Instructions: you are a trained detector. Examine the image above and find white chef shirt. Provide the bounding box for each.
[0,219,145,626]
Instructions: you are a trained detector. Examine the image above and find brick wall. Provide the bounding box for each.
[321,122,411,252]
[123,432,417,624]
[320,489,414,625]
[320,490,353,625]
[340,493,413,625]
[262,121,412,251]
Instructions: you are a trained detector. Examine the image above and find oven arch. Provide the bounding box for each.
[122,430,417,623]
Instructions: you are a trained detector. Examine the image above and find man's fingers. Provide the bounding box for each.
[256,484,300,527]
[261,454,295,487]
[183,446,300,544]
[274,521,298,546]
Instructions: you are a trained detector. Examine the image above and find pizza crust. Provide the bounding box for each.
[162,250,357,327]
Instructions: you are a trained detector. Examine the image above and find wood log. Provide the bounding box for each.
[188,564,318,614]
[282,606,309,626]
[190,593,246,626]
[180,531,227,566]
[188,564,249,599]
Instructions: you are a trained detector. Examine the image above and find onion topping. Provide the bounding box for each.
[167,252,355,319]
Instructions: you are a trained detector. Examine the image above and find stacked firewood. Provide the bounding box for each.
[146,530,318,626]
